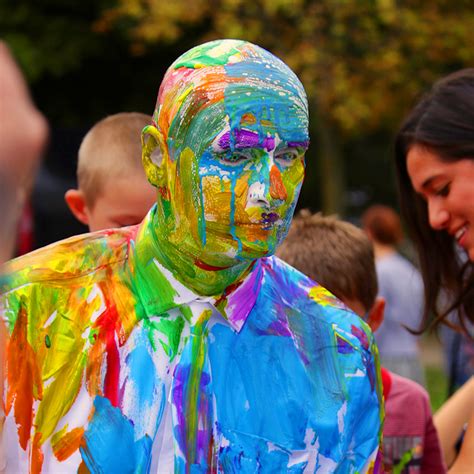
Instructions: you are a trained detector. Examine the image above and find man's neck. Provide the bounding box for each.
[150,211,254,296]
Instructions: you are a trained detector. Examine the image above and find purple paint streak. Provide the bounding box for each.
[225,260,263,331]
[218,130,275,152]
[287,141,309,148]
[336,336,354,354]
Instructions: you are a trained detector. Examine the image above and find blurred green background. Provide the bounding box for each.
[3,0,474,218]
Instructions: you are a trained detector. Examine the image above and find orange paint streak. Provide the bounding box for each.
[52,427,85,461]
[85,335,104,397]
[31,432,44,474]
[77,461,90,474]
[244,225,270,243]
[6,302,42,450]
[270,165,287,200]
[240,113,256,126]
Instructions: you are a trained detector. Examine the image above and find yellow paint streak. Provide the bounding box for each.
[175,147,201,245]
[202,176,231,220]
[308,285,338,307]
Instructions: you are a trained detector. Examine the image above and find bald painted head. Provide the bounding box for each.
[143,39,309,267]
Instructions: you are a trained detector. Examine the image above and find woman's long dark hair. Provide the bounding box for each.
[394,69,474,333]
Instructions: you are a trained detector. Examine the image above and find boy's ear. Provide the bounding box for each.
[367,296,385,333]
[65,189,90,226]
[142,125,167,188]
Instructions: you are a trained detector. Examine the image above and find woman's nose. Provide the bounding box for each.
[428,199,450,230]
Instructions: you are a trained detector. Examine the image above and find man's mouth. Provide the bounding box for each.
[261,212,280,229]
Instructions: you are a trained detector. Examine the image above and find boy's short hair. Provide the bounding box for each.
[78,112,151,206]
[362,205,403,246]
[277,210,377,312]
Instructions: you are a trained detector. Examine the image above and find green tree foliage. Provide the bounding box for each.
[98,0,474,135]
[3,1,474,212]
[0,0,111,82]
[95,0,474,213]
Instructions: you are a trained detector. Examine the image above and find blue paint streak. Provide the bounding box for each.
[81,396,152,473]
[126,344,157,409]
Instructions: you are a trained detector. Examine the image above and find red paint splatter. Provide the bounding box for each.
[96,282,121,407]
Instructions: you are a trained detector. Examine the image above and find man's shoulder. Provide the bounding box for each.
[262,256,374,349]
[2,226,138,293]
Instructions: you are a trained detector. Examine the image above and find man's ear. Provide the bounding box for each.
[142,125,167,187]
[64,189,90,226]
[367,296,385,333]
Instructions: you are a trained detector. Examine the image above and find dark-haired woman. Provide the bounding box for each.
[395,68,474,473]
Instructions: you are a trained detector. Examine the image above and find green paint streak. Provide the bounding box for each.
[144,315,185,361]
[393,448,415,474]
[173,40,245,69]
[133,252,179,316]
[179,306,193,323]
[185,309,212,466]
[162,198,172,220]
[88,329,98,345]
[45,334,51,348]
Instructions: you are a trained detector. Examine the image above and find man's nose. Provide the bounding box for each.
[428,198,450,230]
[247,161,287,207]
[248,181,270,207]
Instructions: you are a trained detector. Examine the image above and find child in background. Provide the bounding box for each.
[277,210,446,473]
[65,112,157,231]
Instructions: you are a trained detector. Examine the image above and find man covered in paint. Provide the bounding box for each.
[1,40,383,472]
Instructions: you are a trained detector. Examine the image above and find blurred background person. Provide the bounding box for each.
[65,112,156,231]
[362,204,425,385]
[0,41,48,262]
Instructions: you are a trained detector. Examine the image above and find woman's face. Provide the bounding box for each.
[407,144,474,261]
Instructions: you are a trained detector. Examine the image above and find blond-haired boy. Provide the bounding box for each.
[277,211,446,473]
[65,112,156,231]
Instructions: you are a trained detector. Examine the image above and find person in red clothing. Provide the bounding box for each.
[277,211,446,473]
[381,368,444,471]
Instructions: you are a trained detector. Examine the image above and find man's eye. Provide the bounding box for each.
[275,149,299,163]
[218,150,251,165]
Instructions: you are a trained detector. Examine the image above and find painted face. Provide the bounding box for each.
[407,144,474,261]
[152,41,309,265]
[191,110,307,261]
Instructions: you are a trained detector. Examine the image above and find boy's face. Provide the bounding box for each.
[87,173,156,231]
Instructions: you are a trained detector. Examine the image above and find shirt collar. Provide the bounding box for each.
[128,206,262,333]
